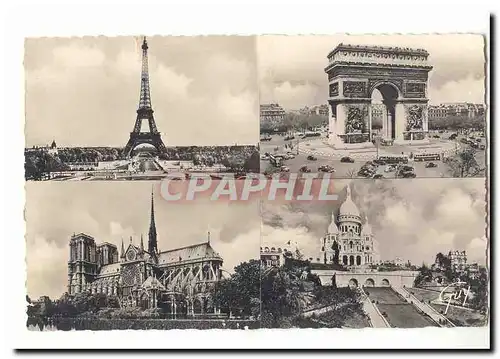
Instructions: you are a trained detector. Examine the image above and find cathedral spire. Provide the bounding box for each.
[140,234,144,252]
[120,238,125,258]
[148,187,158,254]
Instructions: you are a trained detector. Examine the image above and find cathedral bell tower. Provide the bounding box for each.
[67,233,98,295]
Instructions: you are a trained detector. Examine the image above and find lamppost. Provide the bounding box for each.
[374,137,381,159]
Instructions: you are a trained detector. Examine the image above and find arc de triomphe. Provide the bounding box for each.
[325,44,433,148]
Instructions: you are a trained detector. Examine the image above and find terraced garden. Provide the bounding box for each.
[366,287,437,328]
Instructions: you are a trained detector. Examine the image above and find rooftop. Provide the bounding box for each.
[157,241,222,265]
[328,43,430,59]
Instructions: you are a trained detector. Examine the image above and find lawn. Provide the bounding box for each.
[366,287,437,328]
[314,306,371,329]
[409,287,441,304]
[431,303,488,327]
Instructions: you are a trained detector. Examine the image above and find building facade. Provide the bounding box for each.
[299,104,329,117]
[67,190,224,315]
[260,247,286,269]
[320,185,380,267]
[260,103,286,128]
[428,103,485,120]
[448,250,467,273]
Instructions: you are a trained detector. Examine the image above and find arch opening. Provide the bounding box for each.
[193,297,203,314]
[381,278,391,287]
[364,278,375,287]
[130,143,159,157]
[348,278,359,289]
[371,83,400,141]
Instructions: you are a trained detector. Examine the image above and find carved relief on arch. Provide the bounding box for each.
[342,81,368,98]
[404,82,427,98]
[404,104,425,131]
[345,104,369,134]
[329,82,339,97]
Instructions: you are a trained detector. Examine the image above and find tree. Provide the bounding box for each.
[429,115,485,131]
[414,265,433,287]
[445,148,485,177]
[261,266,304,327]
[192,154,201,166]
[212,260,261,318]
[469,267,488,313]
[243,150,260,173]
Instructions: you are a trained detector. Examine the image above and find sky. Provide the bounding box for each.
[262,178,488,267]
[25,182,260,299]
[25,36,259,147]
[258,34,486,110]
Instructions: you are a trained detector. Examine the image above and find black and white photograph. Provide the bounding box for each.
[10,9,490,349]
[261,179,488,329]
[25,182,261,330]
[259,35,487,179]
[24,36,260,181]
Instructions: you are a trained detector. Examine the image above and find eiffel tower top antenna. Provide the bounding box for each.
[139,36,152,110]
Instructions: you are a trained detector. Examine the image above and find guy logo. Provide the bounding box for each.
[438,281,471,315]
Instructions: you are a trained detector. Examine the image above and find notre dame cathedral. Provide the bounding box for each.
[67,190,224,316]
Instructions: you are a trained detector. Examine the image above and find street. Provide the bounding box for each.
[260,132,486,179]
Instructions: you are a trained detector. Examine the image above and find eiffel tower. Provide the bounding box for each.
[124,37,167,158]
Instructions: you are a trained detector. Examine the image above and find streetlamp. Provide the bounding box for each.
[374,137,381,159]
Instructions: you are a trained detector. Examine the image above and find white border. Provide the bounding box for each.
[2,0,493,351]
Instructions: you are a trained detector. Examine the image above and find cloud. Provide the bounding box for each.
[262,226,320,261]
[212,227,261,275]
[262,81,321,110]
[428,75,486,104]
[467,236,488,265]
[25,37,258,147]
[258,35,485,109]
[25,182,260,299]
[53,44,106,68]
[262,179,487,267]
[26,236,68,299]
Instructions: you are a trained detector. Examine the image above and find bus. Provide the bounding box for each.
[413,153,441,162]
[269,154,284,167]
[377,155,409,164]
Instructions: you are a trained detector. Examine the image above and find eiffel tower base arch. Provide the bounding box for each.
[124,132,167,158]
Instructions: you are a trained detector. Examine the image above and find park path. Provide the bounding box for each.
[360,288,390,328]
[393,286,455,328]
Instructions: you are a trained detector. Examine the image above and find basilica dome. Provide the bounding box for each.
[339,186,361,218]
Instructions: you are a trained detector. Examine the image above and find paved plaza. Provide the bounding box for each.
[260,134,485,179]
